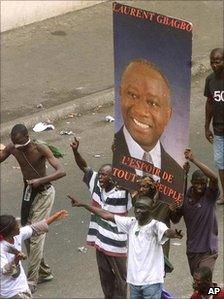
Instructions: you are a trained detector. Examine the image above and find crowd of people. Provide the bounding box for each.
[0,48,223,299]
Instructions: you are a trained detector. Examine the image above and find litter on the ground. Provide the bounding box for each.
[67,113,75,118]
[36,103,43,109]
[12,166,20,170]
[0,144,6,150]
[33,122,55,132]
[105,115,115,122]
[60,131,75,136]
[94,154,101,158]
[78,246,88,253]
[94,105,102,112]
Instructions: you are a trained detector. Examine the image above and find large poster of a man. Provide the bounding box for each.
[112,2,192,205]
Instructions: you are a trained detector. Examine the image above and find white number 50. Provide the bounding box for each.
[214,91,224,102]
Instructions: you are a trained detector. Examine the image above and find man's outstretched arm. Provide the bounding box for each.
[185,148,218,190]
[68,195,115,222]
[0,144,12,162]
[70,137,88,173]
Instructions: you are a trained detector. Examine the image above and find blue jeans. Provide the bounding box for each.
[130,283,162,299]
[214,135,224,169]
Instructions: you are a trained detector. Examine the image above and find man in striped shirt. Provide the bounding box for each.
[70,137,132,299]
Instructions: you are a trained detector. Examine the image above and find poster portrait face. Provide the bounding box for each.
[120,60,172,151]
[112,2,192,204]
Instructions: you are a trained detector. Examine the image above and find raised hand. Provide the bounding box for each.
[70,137,79,152]
[54,210,69,221]
[184,148,194,162]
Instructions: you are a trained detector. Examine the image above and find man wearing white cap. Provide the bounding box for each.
[69,195,183,299]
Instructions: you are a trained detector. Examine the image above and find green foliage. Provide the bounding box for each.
[33,139,64,158]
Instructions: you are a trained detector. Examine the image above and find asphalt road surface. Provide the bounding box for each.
[1,73,223,298]
[1,1,223,123]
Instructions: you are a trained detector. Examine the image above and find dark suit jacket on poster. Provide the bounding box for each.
[113,127,184,199]
[113,127,184,257]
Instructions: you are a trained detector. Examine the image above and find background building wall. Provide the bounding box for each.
[1,1,105,32]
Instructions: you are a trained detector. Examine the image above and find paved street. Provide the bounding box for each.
[1,1,223,297]
[1,1,223,124]
[1,73,223,298]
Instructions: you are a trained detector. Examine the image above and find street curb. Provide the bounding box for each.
[1,88,114,137]
[1,59,210,138]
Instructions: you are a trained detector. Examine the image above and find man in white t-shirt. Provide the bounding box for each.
[68,195,183,299]
[0,210,68,298]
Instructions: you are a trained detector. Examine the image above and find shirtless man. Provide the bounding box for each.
[0,124,66,293]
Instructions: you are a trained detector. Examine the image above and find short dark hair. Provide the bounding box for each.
[11,124,28,138]
[194,266,212,282]
[139,175,158,199]
[134,196,154,209]
[210,48,224,57]
[121,59,170,91]
[99,164,112,171]
[191,170,207,182]
[0,215,17,238]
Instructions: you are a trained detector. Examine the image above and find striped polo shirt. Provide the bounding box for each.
[83,169,132,257]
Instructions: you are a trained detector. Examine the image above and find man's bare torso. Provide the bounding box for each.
[10,142,47,180]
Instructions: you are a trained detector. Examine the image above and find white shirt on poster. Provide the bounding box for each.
[114,215,168,286]
[123,126,161,181]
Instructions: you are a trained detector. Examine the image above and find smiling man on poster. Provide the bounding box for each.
[112,2,192,258]
[113,59,184,197]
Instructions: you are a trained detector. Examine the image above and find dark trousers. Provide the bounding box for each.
[96,249,127,299]
[187,251,218,276]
